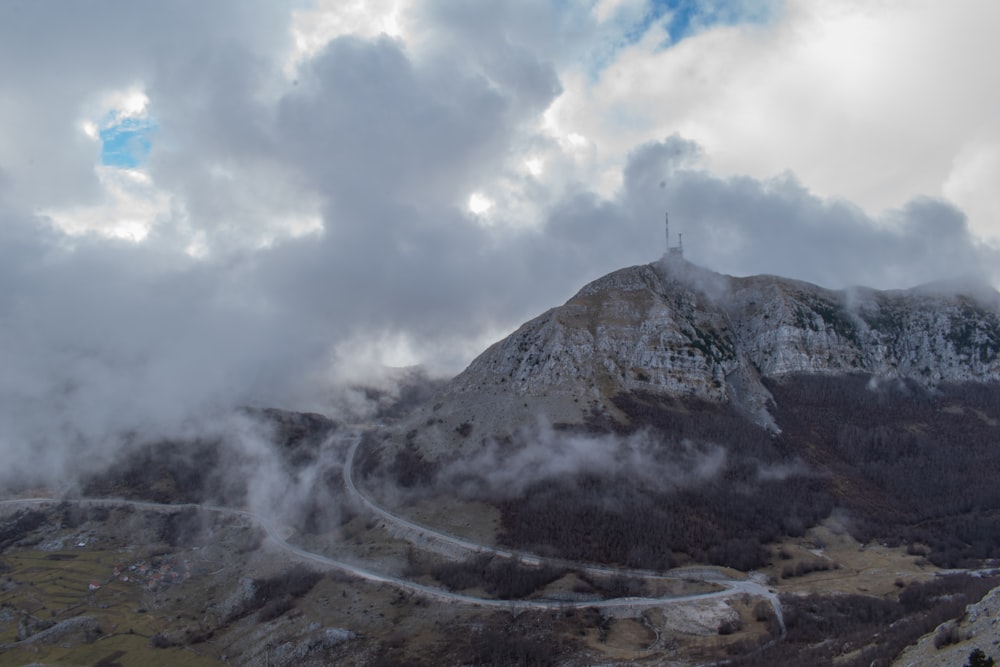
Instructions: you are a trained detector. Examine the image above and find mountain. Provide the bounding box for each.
[11,259,1000,667]
[369,257,1000,573]
[415,256,1000,449]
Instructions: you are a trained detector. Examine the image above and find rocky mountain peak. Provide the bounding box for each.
[437,258,1000,437]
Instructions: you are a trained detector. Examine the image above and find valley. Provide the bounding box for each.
[0,431,785,665]
[3,424,998,666]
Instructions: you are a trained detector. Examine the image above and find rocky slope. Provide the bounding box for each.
[893,584,1000,667]
[424,257,1000,445]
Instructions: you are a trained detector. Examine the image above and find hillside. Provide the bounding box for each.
[365,258,1000,571]
[399,257,1000,456]
[7,257,1000,666]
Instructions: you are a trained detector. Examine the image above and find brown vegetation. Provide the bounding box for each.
[729,574,999,666]
[390,376,1000,573]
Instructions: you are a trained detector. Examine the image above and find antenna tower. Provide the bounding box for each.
[665,211,683,257]
[665,212,670,253]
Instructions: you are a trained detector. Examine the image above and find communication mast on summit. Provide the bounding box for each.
[665,212,683,258]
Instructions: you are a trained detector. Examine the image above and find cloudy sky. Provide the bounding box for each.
[1,0,999,481]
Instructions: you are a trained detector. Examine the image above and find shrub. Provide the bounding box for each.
[934,622,961,649]
[257,596,294,622]
[718,618,742,635]
[431,555,565,599]
[965,648,996,667]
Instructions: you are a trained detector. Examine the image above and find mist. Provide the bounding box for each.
[2,2,999,495]
[438,420,729,500]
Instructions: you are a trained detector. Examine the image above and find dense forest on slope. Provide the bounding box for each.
[767,375,1000,567]
[492,392,831,570]
[730,574,999,667]
[390,375,1000,571]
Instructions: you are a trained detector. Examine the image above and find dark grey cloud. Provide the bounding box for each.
[279,35,513,204]
[664,164,996,289]
[548,135,997,291]
[0,0,289,210]
[0,2,997,491]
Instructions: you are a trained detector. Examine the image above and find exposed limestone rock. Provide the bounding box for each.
[404,258,1000,456]
[893,585,1000,667]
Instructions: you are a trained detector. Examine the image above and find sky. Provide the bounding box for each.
[1,0,999,486]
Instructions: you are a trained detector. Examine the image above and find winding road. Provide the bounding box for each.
[341,433,785,629]
[0,433,785,632]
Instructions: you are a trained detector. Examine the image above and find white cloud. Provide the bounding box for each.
[97,86,150,125]
[591,0,645,24]
[467,192,494,215]
[286,0,409,76]
[40,167,169,243]
[1,0,1000,490]
[944,137,1000,241]
[551,0,1000,238]
[81,121,99,140]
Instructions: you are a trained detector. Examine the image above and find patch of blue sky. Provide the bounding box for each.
[587,0,782,76]
[640,0,781,45]
[99,115,156,169]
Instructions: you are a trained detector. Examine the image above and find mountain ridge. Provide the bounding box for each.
[364,257,1000,575]
[434,257,1000,438]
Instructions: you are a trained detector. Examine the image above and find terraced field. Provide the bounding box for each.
[1,547,222,666]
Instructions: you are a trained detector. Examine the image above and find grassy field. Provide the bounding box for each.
[0,494,980,666]
[763,518,937,597]
[0,548,223,666]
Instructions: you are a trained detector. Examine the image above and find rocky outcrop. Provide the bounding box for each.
[443,257,1000,431]
[893,585,1000,667]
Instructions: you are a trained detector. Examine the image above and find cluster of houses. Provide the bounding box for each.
[113,555,191,590]
[88,555,191,593]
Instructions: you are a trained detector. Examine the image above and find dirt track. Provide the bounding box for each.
[0,433,785,631]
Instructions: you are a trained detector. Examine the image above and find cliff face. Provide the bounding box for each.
[445,258,1000,429]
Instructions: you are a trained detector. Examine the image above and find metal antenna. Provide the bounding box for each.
[665,212,670,254]
[664,211,684,258]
